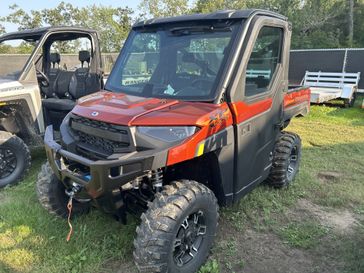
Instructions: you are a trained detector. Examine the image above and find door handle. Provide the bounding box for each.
[241,123,251,136]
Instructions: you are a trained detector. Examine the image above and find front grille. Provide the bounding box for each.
[71,115,129,134]
[77,130,129,153]
[70,114,132,158]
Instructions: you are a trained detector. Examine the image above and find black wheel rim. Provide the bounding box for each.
[287,145,299,180]
[173,210,207,267]
[0,147,17,179]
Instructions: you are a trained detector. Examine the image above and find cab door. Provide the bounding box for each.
[228,17,291,200]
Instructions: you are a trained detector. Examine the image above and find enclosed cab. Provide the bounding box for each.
[37,10,310,273]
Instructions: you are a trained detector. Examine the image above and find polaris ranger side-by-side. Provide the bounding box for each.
[0,27,104,187]
[37,10,310,273]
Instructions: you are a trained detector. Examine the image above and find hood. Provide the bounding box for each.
[0,79,23,92]
[72,91,224,127]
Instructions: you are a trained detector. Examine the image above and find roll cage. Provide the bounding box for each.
[0,26,102,83]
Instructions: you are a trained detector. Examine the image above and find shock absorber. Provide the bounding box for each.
[151,169,163,192]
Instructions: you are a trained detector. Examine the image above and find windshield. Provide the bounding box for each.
[106,21,240,101]
[0,39,37,80]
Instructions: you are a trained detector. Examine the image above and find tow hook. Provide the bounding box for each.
[64,183,82,242]
[65,182,82,198]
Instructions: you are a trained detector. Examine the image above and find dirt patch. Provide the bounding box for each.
[317,171,343,183]
[99,259,137,273]
[98,215,345,273]
[295,199,358,233]
[212,221,340,273]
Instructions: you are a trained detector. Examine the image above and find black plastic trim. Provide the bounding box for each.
[284,101,310,121]
[133,9,287,28]
[44,125,168,198]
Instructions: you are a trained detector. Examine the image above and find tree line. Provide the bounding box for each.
[0,0,363,53]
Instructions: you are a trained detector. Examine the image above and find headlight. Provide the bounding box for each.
[137,126,197,143]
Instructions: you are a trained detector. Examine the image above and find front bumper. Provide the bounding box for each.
[44,126,168,198]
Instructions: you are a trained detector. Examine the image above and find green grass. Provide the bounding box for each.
[0,150,138,273]
[1,98,364,273]
[277,221,329,249]
[198,259,220,273]
[337,225,364,273]
[211,97,364,272]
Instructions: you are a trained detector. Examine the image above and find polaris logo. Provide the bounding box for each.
[91,111,99,117]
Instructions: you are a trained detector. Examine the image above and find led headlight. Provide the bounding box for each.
[137,126,197,143]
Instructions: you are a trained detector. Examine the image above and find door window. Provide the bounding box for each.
[245,26,283,97]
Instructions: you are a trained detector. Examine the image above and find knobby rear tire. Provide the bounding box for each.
[266,131,302,188]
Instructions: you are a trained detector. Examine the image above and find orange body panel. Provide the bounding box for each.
[284,88,311,109]
[230,98,273,124]
[72,88,310,167]
[166,103,233,165]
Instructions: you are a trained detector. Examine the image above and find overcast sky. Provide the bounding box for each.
[0,0,141,32]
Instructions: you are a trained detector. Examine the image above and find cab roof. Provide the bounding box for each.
[0,26,97,43]
[133,9,287,28]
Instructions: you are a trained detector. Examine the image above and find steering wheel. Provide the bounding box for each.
[36,69,50,87]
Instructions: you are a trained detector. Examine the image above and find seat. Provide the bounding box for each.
[42,50,101,129]
[53,70,74,99]
[42,59,75,129]
[69,50,102,99]
[42,98,75,111]
[42,93,75,129]
[42,53,61,98]
[70,50,90,98]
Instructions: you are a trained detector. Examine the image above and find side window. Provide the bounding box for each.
[122,33,160,86]
[245,26,283,97]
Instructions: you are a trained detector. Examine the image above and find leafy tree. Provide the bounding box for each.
[193,0,232,13]
[0,42,35,54]
[0,44,11,54]
[290,0,345,48]
[193,0,300,16]
[2,4,43,29]
[193,0,362,49]
[139,0,190,18]
[353,0,364,47]
[1,0,364,51]
[74,5,133,52]
[348,0,354,46]
[0,2,133,52]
